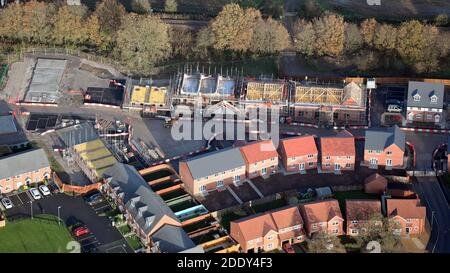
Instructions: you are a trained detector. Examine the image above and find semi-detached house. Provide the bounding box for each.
[299,199,344,236]
[179,147,246,196]
[364,125,405,169]
[239,140,279,179]
[406,81,444,125]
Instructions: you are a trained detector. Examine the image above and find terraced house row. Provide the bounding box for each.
[230,197,426,253]
[179,126,406,196]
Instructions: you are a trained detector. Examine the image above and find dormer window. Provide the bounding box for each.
[413,93,421,102]
[430,95,438,103]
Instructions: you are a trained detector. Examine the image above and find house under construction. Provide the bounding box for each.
[290,81,367,126]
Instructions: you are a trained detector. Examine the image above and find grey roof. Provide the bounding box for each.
[57,122,98,147]
[407,81,444,109]
[365,125,405,152]
[0,148,50,180]
[0,115,17,135]
[104,163,198,253]
[152,224,203,253]
[182,147,246,180]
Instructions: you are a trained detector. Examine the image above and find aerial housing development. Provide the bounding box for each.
[0,0,450,260]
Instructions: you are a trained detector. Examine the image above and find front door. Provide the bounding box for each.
[299,163,305,171]
[405,227,410,234]
[335,164,341,171]
[261,168,267,175]
[386,159,392,167]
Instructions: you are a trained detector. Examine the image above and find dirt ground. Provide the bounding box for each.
[316,0,450,20]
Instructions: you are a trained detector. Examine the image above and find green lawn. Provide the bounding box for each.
[126,235,143,251]
[0,215,73,253]
[333,190,380,217]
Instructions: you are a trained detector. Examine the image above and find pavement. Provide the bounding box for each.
[2,189,133,253]
[412,177,450,253]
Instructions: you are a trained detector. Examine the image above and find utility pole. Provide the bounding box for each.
[30,201,33,220]
[58,206,62,225]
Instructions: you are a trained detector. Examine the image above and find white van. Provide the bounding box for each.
[387,104,402,113]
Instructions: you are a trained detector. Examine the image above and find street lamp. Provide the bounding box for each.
[57,206,62,225]
[431,211,435,231]
[30,201,33,220]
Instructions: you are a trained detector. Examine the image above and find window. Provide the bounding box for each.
[351,220,358,224]
[406,218,411,223]
[271,157,275,161]
[267,235,273,240]
[325,156,331,160]
[332,221,339,226]
[307,154,314,158]
[312,224,317,229]
[231,169,235,172]
[386,159,392,166]
[387,151,392,156]
[431,95,438,103]
[297,235,303,240]
[427,114,433,120]
[15,175,21,179]
[5,178,10,182]
[216,180,224,188]
[267,243,273,250]
[325,163,330,167]
[254,163,258,166]
[376,150,382,154]
[233,175,240,183]
[332,229,339,234]
[346,156,351,159]
[369,158,378,165]
[351,229,358,235]
[345,163,351,168]
[261,168,267,175]
[416,114,422,119]
[222,171,225,175]
[199,185,207,192]
[413,93,421,102]
[368,150,373,154]
[308,162,314,166]
[293,225,301,230]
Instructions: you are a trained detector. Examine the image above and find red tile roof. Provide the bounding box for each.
[279,136,318,158]
[240,140,278,164]
[320,135,355,157]
[387,199,426,220]
[346,200,381,221]
[230,205,303,241]
[300,199,343,223]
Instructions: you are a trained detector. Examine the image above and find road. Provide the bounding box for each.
[413,177,450,253]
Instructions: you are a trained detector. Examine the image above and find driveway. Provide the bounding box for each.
[412,177,450,253]
[3,192,133,253]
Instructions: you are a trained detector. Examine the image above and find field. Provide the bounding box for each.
[0,215,73,253]
[313,0,450,21]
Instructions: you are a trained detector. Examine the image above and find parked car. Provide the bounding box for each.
[85,192,103,205]
[29,188,42,200]
[387,104,403,113]
[38,185,51,196]
[1,198,13,209]
[73,226,90,237]
[283,243,295,254]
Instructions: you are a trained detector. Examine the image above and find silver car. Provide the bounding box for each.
[29,188,42,200]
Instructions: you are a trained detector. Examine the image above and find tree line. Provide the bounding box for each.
[1,1,449,76]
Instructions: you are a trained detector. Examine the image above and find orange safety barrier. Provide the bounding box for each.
[53,173,101,195]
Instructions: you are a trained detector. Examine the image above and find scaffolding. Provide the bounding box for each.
[245,81,285,101]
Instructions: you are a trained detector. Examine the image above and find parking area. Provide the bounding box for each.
[371,85,407,127]
[1,189,132,253]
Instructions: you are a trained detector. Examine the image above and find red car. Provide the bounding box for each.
[73,226,90,237]
[283,244,295,254]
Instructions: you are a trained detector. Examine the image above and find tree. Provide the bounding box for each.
[250,18,290,54]
[21,0,57,44]
[0,2,24,41]
[294,19,316,57]
[435,14,448,26]
[360,18,378,47]
[192,26,215,60]
[210,4,261,52]
[373,23,397,51]
[94,0,126,34]
[116,14,172,74]
[131,0,151,14]
[306,232,346,253]
[53,5,88,46]
[344,23,363,54]
[396,20,440,72]
[164,0,177,13]
[170,28,194,60]
[312,13,345,57]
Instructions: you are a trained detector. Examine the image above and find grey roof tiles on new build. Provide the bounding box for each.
[0,148,50,180]
[57,122,99,147]
[407,81,444,109]
[104,163,201,253]
[182,147,246,180]
[364,125,405,152]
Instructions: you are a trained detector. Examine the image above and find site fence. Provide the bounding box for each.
[53,173,101,195]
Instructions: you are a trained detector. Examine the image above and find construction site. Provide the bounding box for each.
[289,81,367,126]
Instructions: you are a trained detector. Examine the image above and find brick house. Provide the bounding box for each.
[230,205,305,253]
[239,140,279,179]
[346,200,382,236]
[0,149,51,194]
[278,136,318,173]
[299,199,344,236]
[364,173,388,194]
[103,163,203,253]
[364,125,405,169]
[386,198,426,236]
[406,81,444,125]
[179,147,246,196]
[320,131,355,172]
